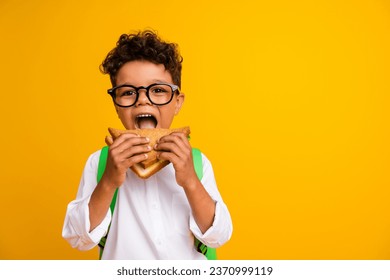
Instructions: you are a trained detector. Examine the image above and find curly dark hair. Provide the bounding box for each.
[100,30,183,88]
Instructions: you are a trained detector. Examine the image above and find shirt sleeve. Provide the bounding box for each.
[189,153,233,248]
[62,150,112,251]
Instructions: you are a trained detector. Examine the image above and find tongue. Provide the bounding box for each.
[138,117,157,129]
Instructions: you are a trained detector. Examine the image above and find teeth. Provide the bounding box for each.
[137,114,152,118]
[135,113,157,129]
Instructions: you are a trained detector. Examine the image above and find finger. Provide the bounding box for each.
[158,133,190,149]
[109,136,150,159]
[105,136,114,146]
[120,143,151,159]
[113,135,150,150]
[124,153,149,167]
[170,132,191,147]
[157,151,180,164]
[155,142,185,160]
[110,133,140,148]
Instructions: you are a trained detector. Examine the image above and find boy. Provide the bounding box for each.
[62,30,232,259]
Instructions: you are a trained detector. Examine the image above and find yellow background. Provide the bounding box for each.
[0,0,389,259]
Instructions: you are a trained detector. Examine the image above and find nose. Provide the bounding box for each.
[135,88,151,106]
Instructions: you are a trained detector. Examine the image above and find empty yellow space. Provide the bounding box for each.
[0,0,389,259]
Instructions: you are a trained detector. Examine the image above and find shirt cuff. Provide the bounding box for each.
[68,196,112,250]
[189,200,231,248]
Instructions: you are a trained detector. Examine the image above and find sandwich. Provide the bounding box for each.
[105,126,190,179]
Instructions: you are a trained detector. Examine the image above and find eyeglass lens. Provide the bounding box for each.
[114,84,174,106]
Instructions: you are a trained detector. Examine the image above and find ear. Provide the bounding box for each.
[174,93,185,115]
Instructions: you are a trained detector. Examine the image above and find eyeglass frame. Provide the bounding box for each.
[107,83,180,108]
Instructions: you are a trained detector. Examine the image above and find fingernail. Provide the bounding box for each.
[144,154,148,158]
[145,137,150,142]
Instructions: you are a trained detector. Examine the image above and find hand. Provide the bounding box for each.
[155,132,198,189]
[155,132,216,233]
[102,133,150,188]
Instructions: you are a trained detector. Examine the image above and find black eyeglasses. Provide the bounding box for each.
[107,83,180,107]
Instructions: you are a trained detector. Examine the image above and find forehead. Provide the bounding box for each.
[115,60,173,86]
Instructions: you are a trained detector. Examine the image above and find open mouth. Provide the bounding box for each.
[135,114,158,129]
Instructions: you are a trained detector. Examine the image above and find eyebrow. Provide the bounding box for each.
[150,79,170,84]
[118,80,171,87]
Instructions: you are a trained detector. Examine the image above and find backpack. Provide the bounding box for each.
[96,146,217,260]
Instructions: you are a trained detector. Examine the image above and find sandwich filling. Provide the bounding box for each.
[136,114,157,129]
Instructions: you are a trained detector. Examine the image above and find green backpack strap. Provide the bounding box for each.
[97,146,118,259]
[97,146,119,214]
[97,146,108,182]
[96,146,216,260]
[192,148,217,260]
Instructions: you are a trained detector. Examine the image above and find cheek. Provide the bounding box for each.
[116,109,134,125]
[116,109,125,119]
[158,106,177,127]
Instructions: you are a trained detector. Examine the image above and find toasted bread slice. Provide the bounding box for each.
[106,126,190,179]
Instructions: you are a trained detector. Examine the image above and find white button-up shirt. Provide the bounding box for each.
[62,149,233,259]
